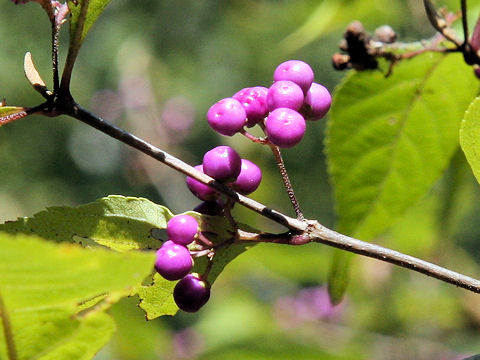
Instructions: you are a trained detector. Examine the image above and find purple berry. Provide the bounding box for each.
[265,108,306,148]
[173,273,211,312]
[167,215,199,246]
[186,165,218,201]
[273,60,314,94]
[206,98,246,136]
[155,241,193,281]
[232,159,262,195]
[267,80,305,112]
[202,146,241,182]
[233,87,268,127]
[302,82,332,121]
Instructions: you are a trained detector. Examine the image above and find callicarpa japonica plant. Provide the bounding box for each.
[3,0,480,359]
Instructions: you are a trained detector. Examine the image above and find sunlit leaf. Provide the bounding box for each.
[460,97,480,183]
[327,53,477,240]
[325,53,477,300]
[0,195,170,252]
[0,233,154,359]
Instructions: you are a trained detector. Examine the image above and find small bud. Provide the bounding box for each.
[338,39,348,51]
[332,53,351,70]
[374,25,397,43]
[345,21,365,38]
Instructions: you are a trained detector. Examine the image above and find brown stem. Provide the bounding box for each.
[268,144,304,220]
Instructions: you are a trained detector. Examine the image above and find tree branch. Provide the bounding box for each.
[63,102,480,295]
[67,103,306,231]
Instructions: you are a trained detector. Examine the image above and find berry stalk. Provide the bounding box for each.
[268,143,304,220]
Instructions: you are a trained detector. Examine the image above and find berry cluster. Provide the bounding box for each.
[155,60,328,314]
[156,145,263,313]
[155,214,210,312]
[207,60,332,148]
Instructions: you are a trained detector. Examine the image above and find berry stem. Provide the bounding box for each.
[239,128,268,144]
[223,199,239,233]
[196,232,214,248]
[268,143,304,220]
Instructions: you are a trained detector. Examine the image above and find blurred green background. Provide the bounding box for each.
[2,0,480,358]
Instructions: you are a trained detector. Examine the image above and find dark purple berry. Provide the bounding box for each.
[206,98,246,136]
[173,273,211,313]
[233,86,268,127]
[186,165,218,201]
[155,241,193,281]
[474,67,480,79]
[193,201,224,216]
[273,60,314,94]
[232,159,262,195]
[267,80,305,112]
[265,108,306,148]
[302,82,332,121]
[202,146,241,182]
[167,215,199,246]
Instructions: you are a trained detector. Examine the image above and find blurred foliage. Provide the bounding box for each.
[2,0,480,358]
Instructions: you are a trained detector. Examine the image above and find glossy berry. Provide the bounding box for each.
[273,60,314,94]
[202,146,241,182]
[302,82,332,121]
[186,165,218,201]
[174,273,211,313]
[206,98,246,136]
[232,159,262,195]
[155,241,193,281]
[233,86,269,127]
[265,108,306,148]
[267,81,305,112]
[167,215,199,246]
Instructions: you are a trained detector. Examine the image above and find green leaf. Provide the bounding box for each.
[326,53,477,240]
[138,274,178,320]
[460,97,480,183]
[0,195,170,252]
[325,53,477,301]
[327,251,352,305]
[69,0,112,46]
[0,232,155,359]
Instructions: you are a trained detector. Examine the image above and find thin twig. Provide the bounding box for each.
[52,24,60,93]
[461,0,469,46]
[238,223,480,294]
[60,101,480,295]
[0,288,17,360]
[67,103,307,231]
